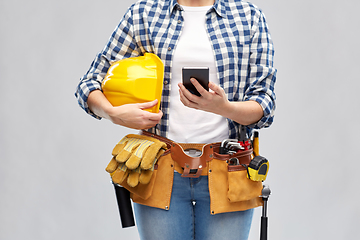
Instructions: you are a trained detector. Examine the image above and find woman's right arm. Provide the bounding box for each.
[87,90,163,130]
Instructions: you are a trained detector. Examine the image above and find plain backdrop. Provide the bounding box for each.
[1,0,359,239]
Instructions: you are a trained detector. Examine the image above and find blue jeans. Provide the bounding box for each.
[134,172,254,240]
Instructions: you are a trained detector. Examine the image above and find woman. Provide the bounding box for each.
[75,0,276,239]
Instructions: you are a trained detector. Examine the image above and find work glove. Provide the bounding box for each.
[105,134,167,187]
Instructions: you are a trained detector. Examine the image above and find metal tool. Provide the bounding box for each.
[238,125,252,150]
[226,142,244,151]
[228,157,240,165]
[260,185,271,240]
[219,139,238,154]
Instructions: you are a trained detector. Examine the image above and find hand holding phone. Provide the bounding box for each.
[182,67,209,96]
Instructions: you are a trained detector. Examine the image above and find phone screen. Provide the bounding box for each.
[182,67,209,96]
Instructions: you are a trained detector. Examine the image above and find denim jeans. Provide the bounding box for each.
[134,172,254,240]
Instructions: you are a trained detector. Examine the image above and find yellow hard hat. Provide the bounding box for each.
[101,53,164,113]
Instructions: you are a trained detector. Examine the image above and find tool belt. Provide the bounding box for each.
[107,130,264,214]
[140,131,252,178]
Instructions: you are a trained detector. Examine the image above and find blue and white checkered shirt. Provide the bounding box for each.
[75,0,277,139]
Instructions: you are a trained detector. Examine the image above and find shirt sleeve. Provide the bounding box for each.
[245,9,277,129]
[74,6,139,119]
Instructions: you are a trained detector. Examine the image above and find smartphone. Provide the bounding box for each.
[182,67,209,96]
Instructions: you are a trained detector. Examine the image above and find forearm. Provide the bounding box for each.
[219,100,264,126]
[87,90,114,120]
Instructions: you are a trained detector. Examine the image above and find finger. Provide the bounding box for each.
[138,99,158,110]
[178,82,198,102]
[190,78,208,96]
[147,110,163,121]
[151,109,163,117]
[179,87,198,109]
[208,82,225,96]
[139,120,161,130]
[143,110,163,128]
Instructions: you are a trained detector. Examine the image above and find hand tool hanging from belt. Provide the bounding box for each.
[220,125,271,240]
[242,126,271,240]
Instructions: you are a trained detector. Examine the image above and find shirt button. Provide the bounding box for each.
[168,47,172,51]
[178,20,181,24]
[164,80,168,85]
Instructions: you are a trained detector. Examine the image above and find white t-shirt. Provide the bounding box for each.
[168,5,229,143]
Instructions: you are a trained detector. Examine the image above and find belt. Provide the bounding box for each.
[141,130,252,177]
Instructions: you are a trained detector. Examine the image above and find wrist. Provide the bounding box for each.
[217,100,234,118]
[105,105,126,124]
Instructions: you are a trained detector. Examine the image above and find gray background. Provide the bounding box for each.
[1,0,359,239]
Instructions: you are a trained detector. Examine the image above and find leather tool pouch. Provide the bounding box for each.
[108,133,168,200]
[225,149,263,202]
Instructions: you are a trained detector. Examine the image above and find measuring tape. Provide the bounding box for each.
[247,156,269,182]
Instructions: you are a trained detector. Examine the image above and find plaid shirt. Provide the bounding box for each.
[75,0,277,139]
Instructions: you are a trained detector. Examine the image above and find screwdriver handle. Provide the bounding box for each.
[239,125,247,142]
[253,131,259,156]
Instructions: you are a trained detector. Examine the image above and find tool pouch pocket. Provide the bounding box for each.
[227,166,263,202]
[112,166,158,200]
[225,150,263,202]
[130,153,175,209]
[106,134,168,200]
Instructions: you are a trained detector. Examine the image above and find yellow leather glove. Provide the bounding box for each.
[105,134,167,187]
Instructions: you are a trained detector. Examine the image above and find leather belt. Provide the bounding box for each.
[141,130,252,178]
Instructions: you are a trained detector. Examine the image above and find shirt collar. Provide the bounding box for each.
[170,0,225,18]
[213,0,226,18]
[169,0,180,15]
